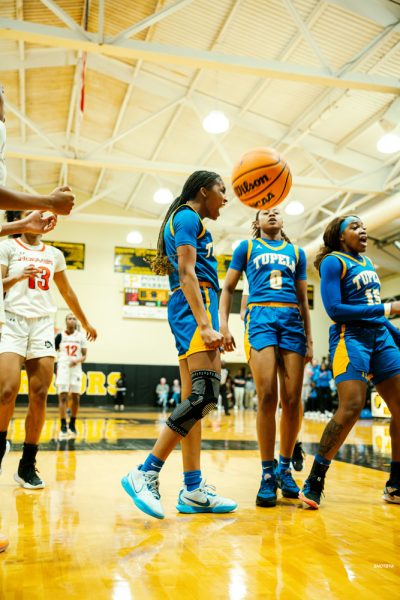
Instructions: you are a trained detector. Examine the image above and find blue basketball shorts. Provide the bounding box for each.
[244,304,306,362]
[168,286,219,360]
[330,323,400,385]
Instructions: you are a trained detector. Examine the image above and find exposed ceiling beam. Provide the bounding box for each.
[5,143,392,194]
[110,0,194,43]
[1,19,400,93]
[38,0,91,39]
[282,0,332,72]
[326,0,400,27]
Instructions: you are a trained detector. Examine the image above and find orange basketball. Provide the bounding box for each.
[231,147,292,210]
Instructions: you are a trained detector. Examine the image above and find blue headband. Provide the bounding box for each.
[339,216,359,234]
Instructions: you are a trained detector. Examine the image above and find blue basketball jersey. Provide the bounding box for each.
[164,204,219,292]
[230,238,306,304]
[323,251,382,325]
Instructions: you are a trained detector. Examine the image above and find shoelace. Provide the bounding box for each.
[144,472,161,499]
[198,480,216,497]
[281,469,298,488]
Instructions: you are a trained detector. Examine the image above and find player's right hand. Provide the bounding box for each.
[20,264,39,280]
[84,323,97,342]
[47,186,75,215]
[200,326,224,350]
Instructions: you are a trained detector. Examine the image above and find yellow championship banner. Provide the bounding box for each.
[47,241,85,270]
[114,247,234,278]
[114,247,156,274]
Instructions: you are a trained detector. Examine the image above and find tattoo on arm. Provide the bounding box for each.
[318,419,344,457]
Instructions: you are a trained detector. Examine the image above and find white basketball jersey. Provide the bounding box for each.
[57,330,87,367]
[0,238,66,318]
[0,120,6,186]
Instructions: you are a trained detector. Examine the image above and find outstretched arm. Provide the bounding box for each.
[53,270,97,341]
[0,185,75,215]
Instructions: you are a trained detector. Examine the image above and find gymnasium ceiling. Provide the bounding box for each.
[1,0,400,277]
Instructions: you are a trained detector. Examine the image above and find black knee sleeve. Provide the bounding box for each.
[167,370,220,437]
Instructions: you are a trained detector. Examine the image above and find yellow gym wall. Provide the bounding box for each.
[48,218,344,366]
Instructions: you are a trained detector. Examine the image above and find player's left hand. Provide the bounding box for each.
[24,211,57,234]
[84,323,97,342]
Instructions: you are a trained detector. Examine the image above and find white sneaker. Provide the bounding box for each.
[58,429,69,441]
[121,467,164,519]
[176,479,238,514]
[0,440,10,476]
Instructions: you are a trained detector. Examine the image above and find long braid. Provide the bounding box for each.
[251,210,291,243]
[149,170,221,275]
[314,215,354,272]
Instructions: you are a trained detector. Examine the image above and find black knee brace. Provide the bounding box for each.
[166,370,220,437]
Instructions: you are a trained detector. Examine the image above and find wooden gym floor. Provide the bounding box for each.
[0,407,398,599]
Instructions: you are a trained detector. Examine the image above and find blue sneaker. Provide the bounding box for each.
[121,466,164,519]
[177,479,237,514]
[256,473,277,507]
[276,468,300,499]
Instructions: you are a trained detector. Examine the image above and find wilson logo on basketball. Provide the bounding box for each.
[234,175,271,198]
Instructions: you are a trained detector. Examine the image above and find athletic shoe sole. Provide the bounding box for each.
[176,503,237,514]
[0,536,9,553]
[256,496,277,507]
[383,492,400,504]
[298,492,319,509]
[121,476,164,519]
[281,489,300,499]
[13,473,45,490]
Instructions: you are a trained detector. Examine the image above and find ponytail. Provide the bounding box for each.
[149,170,221,276]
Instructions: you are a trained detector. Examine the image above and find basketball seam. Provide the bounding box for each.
[232,160,281,186]
[243,161,287,203]
[274,169,291,205]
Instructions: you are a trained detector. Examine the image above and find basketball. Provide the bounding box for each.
[231,147,292,209]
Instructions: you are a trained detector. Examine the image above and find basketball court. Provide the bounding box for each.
[1,1,400,598]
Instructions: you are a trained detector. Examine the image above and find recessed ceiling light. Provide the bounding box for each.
[153,188,174,204]
[126,230,143,245]
[377,133,400,154]
[285,201,304,216]
[202,111,230,134]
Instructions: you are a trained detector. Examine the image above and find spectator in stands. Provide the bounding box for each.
[233,367,246,410]
[170,379,181,407]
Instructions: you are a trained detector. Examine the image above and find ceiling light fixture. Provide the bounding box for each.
[377,132,400,154]
[126,230,143,245]
[202,110,230,134]
[153,188,174,205]
[285,201,305,216]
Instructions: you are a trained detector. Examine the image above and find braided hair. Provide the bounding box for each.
[314,214,356,271]
[149,170,221,275]
[5,210,23,238]
[251,210,292,243]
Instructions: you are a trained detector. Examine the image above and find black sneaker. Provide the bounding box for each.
[383,480,400,504]
[68,424,77,439]
[14,461,45,489]
[299,474,325,509]
[292,441,305,472]
[0,440,10,476]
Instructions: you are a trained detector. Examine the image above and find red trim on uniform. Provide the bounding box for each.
[15,239,45,252]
